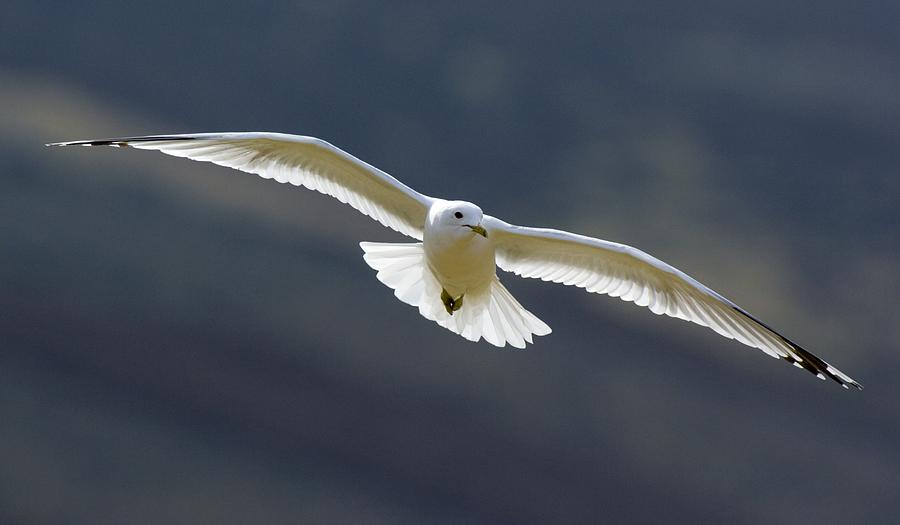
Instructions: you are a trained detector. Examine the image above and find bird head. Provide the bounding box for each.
[433,200,487,237]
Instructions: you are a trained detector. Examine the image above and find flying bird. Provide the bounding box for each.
[47,132,861,389]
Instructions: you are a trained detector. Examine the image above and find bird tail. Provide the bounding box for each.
[360,241,551,348]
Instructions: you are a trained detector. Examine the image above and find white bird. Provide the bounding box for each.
[47,132,861,389]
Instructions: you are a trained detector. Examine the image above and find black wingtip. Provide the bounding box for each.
[45,135,200,148]
[784,345,863,391]
[731,307,863,391]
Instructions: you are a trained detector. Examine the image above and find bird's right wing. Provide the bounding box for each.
[486,216,861,389]
[47,133,434,240]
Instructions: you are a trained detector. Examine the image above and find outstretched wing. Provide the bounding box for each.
[485,216,861,389]
[47,133,434,239]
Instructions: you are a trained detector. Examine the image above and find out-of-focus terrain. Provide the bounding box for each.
[2,3,898,523]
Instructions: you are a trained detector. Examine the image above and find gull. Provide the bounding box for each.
[47,132,861,389]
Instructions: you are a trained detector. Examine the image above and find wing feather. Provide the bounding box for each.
[47,132,433,239]
[486,216,861,389]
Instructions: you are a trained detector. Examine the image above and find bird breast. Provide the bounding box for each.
[423,229,496,297]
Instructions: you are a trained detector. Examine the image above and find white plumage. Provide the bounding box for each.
[47,132,861,389]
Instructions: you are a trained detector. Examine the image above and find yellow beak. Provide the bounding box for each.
[466,224,488,238]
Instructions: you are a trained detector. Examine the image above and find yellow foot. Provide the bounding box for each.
[441,289,464,315]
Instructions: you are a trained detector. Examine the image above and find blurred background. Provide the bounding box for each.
[2,2,899,523]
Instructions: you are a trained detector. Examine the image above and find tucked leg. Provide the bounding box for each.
[452,294,463,312]
[441,288,464,315]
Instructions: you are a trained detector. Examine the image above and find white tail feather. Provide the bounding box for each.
[360,242,551,348]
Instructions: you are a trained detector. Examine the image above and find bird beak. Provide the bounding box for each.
[466,224,488,238]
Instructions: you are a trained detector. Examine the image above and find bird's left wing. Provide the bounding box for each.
[485,216,861,389]
[47,133,434,239]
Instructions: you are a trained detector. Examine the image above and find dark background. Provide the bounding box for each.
[3,2,899,523]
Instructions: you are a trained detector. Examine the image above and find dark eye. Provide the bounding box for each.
[454,211,463,219]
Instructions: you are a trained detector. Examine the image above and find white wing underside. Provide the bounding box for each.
[47,133,433,239]
[486,216,861,389]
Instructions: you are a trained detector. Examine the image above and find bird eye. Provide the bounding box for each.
[454,211,463,219]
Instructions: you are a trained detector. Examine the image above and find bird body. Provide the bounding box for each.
[424,200,494,298]
[364,199,551,347]
[47,132,861,389]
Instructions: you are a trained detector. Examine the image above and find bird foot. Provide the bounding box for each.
[441,289,464,315]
